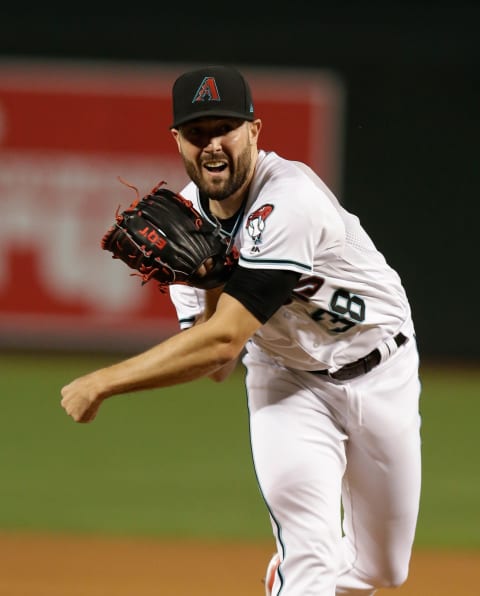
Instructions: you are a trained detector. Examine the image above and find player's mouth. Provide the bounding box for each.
[203,160,228,174]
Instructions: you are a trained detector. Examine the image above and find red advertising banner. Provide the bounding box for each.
[0,59,344,351]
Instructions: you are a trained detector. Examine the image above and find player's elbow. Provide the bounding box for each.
[204,303,256,378]
[207,316,250,364]
[208,356,240,382]
[214,336,243,367]
[207,350,238,383]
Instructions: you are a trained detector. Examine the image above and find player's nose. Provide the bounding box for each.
[204,135,223,151]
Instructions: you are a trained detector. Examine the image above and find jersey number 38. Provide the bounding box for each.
[294,279,366,334]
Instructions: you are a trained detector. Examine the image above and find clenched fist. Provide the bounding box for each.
[61,374,105,423]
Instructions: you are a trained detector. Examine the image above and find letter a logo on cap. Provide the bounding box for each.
[192,77,221,103]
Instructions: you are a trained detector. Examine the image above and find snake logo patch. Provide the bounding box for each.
[246,204,274,252]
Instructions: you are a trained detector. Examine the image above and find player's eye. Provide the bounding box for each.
[219,119,243,134]
[182,127,204,145]
[186,127,200,137]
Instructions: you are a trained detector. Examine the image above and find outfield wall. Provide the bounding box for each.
[0,60,344,351]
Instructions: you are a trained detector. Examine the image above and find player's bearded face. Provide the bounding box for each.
[176,119,255,201]
[181,143,252,201]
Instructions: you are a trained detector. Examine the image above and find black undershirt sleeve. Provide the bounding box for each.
[223,265,301,324]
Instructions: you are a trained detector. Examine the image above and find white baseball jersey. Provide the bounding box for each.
[169,150,415,372]
[170,149,422,594]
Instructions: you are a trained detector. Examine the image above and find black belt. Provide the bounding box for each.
[311,332,408,381]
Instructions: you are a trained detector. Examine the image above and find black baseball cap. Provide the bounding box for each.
[170,65,255,129]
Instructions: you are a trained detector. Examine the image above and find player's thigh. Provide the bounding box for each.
[341,340,421,582]
[245,355,348,508]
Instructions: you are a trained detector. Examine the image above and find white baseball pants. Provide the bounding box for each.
[245,338,422,595]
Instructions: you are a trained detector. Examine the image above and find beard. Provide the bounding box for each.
[182,144,253,201]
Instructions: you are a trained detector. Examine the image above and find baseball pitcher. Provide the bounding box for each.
[61,65,421,596]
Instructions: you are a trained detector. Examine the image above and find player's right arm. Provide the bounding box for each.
[169,284,238,382]
[61,267,300,423]
[197,286,240,382]
[169,265,302,382]
[61,292,262,423]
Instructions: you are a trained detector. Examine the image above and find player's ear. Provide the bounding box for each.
[249,119,262,144]
[171,128,182,152]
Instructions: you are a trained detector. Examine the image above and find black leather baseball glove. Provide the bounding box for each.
[101,180,238,291]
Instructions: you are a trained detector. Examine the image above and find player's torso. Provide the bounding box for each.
[180,151,414,371]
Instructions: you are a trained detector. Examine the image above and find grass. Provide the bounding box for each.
[416,365,480,548]
[0,352,479,547]
[0,352,270,541]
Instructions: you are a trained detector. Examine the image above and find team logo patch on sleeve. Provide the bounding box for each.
[246,204,274,252]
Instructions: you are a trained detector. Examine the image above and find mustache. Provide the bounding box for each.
[201,153,229,164]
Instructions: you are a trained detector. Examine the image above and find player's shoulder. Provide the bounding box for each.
[248,151,341,220]
[255,150,315,184]
[253,151,334,199]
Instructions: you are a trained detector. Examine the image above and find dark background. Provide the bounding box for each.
[1,5,478,361]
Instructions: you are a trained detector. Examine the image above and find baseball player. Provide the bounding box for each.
[61,65,422,595]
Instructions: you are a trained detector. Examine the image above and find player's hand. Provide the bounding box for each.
[61,374,105,423]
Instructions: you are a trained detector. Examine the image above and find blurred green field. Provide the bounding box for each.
[0,352,478,548]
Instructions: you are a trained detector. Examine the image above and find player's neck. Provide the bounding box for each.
[209,193,246,220]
